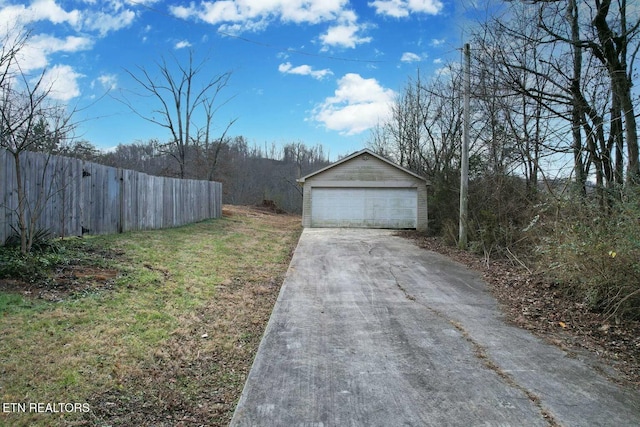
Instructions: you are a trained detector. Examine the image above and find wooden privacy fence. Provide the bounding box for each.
[1,149,222,244]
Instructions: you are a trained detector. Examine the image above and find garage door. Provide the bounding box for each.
[311,188,417,228]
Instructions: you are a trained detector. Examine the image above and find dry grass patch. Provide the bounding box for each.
[0,205,301,427]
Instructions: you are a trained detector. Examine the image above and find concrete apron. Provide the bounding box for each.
[230,229,640,427]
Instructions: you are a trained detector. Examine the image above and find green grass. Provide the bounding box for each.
[0,207,301,426]
[0,293,46,314]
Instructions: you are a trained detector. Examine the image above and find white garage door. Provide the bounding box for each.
[311,188,417,228]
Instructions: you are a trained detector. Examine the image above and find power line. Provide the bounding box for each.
[215,30,386,63]
[128,0,386,64]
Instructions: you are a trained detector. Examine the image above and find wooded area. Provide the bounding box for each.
[81,138,331,214]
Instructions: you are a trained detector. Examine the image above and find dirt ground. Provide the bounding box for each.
[398,232,640,391]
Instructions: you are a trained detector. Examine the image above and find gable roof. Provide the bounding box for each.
[297,148,428,184]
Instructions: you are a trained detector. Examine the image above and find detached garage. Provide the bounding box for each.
[298,149,428,231]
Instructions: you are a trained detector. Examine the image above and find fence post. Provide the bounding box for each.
[118,168,124,234]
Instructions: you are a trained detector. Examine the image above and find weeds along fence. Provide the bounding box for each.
[1,149,222,245]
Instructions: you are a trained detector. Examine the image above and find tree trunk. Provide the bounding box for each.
[610,90,625,186]
[618,81,639,182]
[12,151,28,254]
[591,0,639,183]
[569,0,587,194]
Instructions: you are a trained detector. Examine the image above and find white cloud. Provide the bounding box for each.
[318,10,371,50]
[29,0,81,25]
[83,9,136,36]
[40,64,84,101]
[168,4,193,19]
[312,73,395,135]
[400,52,422,63]
[278,62,333,80]
[170,1,372,48]
[93,73,117,91]
[174,40,192,49]
[36,34,93,52]
[280,0,348,23]
[369,0,444,18]
[0,0,81,28]
[202,1,244,22]
[434,62,459,77]
[17,34,93,71]
[218,19,269,34]
[320,22,371,49]
[125,0,160,5]
[431,38,445,46]
[169,0,350,32]
[0,1,143,38]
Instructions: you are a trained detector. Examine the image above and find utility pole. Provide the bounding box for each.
[459,43,470,249]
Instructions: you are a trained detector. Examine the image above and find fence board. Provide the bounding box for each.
[0,149,222,245]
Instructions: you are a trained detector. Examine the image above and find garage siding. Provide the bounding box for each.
[312,153,413,182]
[300,150,429,231]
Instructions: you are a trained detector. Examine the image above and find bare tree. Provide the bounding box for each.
[122,50,234,178]
[57,139,102,161]
[367,123,393,159]
[470,0,640,207]
[533,0,640,186]
[588,0,639,183]
[0,30,76,253]
[471,10,562,197]
[370,65,465,180]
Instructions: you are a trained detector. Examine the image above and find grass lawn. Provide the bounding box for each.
[0,205,301,426]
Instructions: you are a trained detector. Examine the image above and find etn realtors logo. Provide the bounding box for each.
[2,402,91,413]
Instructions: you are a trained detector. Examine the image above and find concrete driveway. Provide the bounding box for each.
[230,229,640,426]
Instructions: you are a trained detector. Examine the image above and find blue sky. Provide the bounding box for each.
[2,0,476,160]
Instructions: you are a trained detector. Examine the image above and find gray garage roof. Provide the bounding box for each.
[297,148,429,184]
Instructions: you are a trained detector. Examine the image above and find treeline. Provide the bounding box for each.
[60,137,330,214]
[368,0,640,320]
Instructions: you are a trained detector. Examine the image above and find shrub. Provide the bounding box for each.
[0,245,75,282]
[427,177,460,236]
[0,231,83,283]
[538,191,640,321]
[467,175,537,258]
[4,226,60,253]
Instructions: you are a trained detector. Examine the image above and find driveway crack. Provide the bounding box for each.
[389,266,560,427]
[446,318,560,427]
[389,269,415,301]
